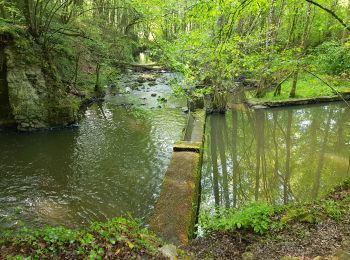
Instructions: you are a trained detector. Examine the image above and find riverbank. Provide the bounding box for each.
[1,179,349,259]
[245,73,350,108]
[183,180,350,259]
[247,91,350,109]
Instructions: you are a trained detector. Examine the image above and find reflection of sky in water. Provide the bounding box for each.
[0,104,185,229]
[201,102,350,213]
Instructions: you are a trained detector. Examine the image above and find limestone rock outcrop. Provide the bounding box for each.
[0,27,80,131]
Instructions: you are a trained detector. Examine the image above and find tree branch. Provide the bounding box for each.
[304,0,350,32]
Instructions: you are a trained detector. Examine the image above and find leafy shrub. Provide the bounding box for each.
[1,217,162,258]
[281,206,324,224]
[310,41,350,75]
[322,200,344,220]
[199,202,276,234]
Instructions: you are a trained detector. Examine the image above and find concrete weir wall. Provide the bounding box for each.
[149,110,206,245]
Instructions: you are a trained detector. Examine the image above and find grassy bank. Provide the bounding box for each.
[248,74,350,105]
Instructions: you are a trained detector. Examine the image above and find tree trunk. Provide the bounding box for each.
[289,70,298,98]
[289,2,311,98]
[95,63,101,91]
[256,0,276,98]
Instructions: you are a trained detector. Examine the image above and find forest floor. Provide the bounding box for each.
[183,181,350,260]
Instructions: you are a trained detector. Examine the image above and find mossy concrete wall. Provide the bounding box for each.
[0,27,80,131]
[150,111,205,245]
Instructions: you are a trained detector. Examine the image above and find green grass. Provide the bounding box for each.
[249,73,350,103]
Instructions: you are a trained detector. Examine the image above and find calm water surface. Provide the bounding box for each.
[0,103,185,229]
[201,102,350,211]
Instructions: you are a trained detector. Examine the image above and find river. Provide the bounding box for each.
[0,70,186,229]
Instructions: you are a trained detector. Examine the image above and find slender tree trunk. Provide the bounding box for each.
[272,0,286,44]
[324,0,339,39]
[0,4,6,19]
[256,0,276,98]
[287,6,299,47]
[289,70,299,98]
[95,63,101,90]
[289,2,312,98]
[73,52,80,86]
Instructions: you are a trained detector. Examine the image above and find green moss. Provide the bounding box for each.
[174,141,202,152]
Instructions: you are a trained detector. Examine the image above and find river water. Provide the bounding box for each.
[0,71,186,229]
[2,74,350,230]
[201,102,350,211]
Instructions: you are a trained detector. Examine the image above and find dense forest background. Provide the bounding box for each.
[1,0,350,97]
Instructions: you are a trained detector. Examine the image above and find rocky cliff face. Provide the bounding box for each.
[0,28,80,131]
[0,47,14,127]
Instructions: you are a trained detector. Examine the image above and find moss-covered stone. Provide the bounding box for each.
[0,24,80,131]
[174,141,202,152]
[149,151,201,245]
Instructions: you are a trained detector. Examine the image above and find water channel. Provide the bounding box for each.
[201,102,350,213]
[0,70,186,229]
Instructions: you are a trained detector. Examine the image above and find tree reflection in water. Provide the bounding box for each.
[202,103,350,210]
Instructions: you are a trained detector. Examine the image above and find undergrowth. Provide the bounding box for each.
[199,180,350,236]
[0,217,162,259]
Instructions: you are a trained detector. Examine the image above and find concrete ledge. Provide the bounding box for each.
[173,141,202,153]
[149,151,201,245]
[149,110,206,245]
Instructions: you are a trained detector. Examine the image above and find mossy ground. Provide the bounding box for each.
[248,73,350,103]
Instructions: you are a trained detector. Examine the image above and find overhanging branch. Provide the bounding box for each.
[304,0,350,32]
